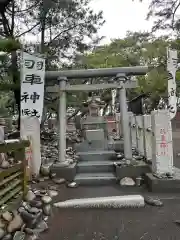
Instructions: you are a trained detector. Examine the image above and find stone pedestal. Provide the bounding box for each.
[145,168,180,192]
[50,163,77,181]
[116,161,151,180]
[151,110,173,175]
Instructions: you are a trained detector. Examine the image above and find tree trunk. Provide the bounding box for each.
[11,50,20,129]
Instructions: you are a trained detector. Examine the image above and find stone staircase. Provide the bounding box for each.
[74,150,117,185]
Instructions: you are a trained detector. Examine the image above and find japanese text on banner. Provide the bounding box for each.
[20,52,45,122]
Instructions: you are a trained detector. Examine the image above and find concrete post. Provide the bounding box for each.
[58,77,67,164]
[151,110,173,175]
[117,74,132,160]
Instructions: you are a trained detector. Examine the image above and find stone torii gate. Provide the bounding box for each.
[46,66,148,166]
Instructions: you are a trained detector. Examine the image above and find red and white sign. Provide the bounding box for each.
[157,128,168,156]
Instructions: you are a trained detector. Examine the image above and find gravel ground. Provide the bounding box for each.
[39,129,180,240]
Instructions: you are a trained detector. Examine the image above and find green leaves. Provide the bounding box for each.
[0,39,21,52]
[78,32,174,104]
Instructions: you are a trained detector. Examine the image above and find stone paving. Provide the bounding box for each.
[40,185,180,240]
[39,123,180,240]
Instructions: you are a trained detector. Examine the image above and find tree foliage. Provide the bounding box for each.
[78,31,180,106]
[135,0,180,34]
[0,0,105,120]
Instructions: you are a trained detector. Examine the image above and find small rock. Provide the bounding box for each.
[40,165,51,177]
[0,228,5,239]
[25,191,36,202]
[174,220,180,226]
[11,210,18,217]
[0,219,6,229]
[36,220,48,232]
[43,205,51,216]
[120,177,135,186]
[24,234,39,240]
[41,196,52,204]
[20,210,42,229]
[67,182,78,188]
[52,178,65,184]
[49,173,56,179]
[2,234,12,240]
[48,185,57,191]
[133,155,144,160]
[33,190,43,197]
[25,220,48,235]
[2,212,13,222]
[39,177,45,182]
[144,196,163,207]
[43,176,49,180]
[21,203,31,212]
[27,208,40,214]
[18,208,25,214]
[43,216,48,222]
[39,190,46,195]
[7,215,23,233]
[116,154,124,160]
[1,160,10,169]
[29,200,42,209]
[21,202,29,209]
[47,190,58,198]
[8,158,14,165]
[13,231,25,240]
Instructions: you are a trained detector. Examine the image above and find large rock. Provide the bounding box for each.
[52,178,65,184]
[27,207,40,215]
[20,210,42,229]
[29,200,42,209]
[2,212,13,222]
[7,215,23,233]
[41,196,52,204]
[0,220,6,229]
[40,164,51,177]
[24,191,36,202]
[25,220,48,235]
[0,228,5,239]
[43,205,51,216]
[120,177,135,186]
[47,190,58,198]
[2,234,12,240]
[1,160,10,169]
[13,231,25,240]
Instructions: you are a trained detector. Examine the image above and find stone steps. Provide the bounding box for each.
[77,161,115,173]
[77,150,116,161]
[74,172,116,186]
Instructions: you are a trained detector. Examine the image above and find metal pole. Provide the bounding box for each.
[118,74,132,160]
[58,77,67,165]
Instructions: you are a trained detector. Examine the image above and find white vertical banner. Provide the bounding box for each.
[20,52,45,122]
[167,48,178,120]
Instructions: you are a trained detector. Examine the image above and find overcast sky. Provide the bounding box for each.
[26,0,153,44]
[90,0,153,44]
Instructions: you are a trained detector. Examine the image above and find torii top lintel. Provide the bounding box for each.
[45,66,149,80]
